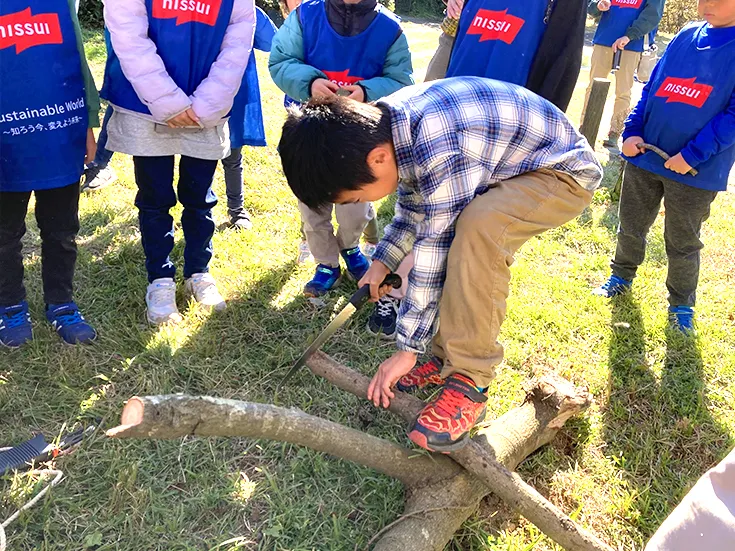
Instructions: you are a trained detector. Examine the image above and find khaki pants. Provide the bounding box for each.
[432,170,593,388]
[582,45,641,136]
[298,200,372,267]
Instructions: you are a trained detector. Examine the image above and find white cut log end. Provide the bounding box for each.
[106,397,145,437]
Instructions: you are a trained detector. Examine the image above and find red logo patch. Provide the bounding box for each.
[152,0,222,26]
[323,69,363,86]
[467,9,524,44]
[655,77,713,108]
[611,0,644,8]
[0,8,63,54]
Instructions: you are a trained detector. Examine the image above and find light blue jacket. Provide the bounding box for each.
[268,9,414,102]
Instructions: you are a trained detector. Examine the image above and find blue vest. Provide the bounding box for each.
[593,0,648,52]
[102,0,234,118]
[0,0,88,192]
[446,0,548,85]
[301,0,400,88]
[626,23,735,192]
[229,6,276,148]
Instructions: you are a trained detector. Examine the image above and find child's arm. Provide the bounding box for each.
[358,33,414,102]
[68,0,100,128]
[625,0,664,44]
[268,11,326,101]
[104,0,192,123]
[254,6,278,53]
[677,88,735,171]
[372,185,422,273]
[621,59,662,155]
[190,0,256,128]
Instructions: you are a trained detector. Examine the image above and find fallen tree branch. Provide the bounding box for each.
[107,396,458,488]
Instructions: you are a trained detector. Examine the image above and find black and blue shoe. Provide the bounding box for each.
[304,264,342,298]
[668,306,695,334]
[366,295,400,340]
[46,302,97,345]
[0,302,33,348]
[592,274,632,298]
[340,246,371,281]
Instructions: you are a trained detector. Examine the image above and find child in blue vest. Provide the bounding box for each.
[593,0,735,333]
[583,0,664,148]
[221,6,277,230]
[102,0,255,325]
[0,0,100,347]
[269,0,413,297]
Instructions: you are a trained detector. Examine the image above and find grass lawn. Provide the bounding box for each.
[2,20,734,551]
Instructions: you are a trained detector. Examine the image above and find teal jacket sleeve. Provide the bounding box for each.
[68,0,101,128]
[359,32,414,102]
[625,0,665,41]
[268,11,325,101]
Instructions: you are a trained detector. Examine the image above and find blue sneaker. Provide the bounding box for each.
[669,306,695,334]
[592,274,632,298]
[340,246,371,281]
[304,264,341,298]
[0,302,33,348]
[46,303,97,345]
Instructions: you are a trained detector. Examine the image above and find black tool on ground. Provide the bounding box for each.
[0,422,98,476]
[279,273,402,389]
[611,49,622,73]
[637,143,699,176]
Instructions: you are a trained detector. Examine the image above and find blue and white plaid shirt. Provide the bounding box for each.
[373,77,603,354]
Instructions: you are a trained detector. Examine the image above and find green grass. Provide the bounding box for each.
[2,22,735,551]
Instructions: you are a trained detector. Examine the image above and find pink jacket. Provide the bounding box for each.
[104,0,255,127]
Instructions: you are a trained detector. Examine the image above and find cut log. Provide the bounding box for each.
[580,78,611,149]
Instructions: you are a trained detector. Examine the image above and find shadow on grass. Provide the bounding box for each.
[602,295,731,542]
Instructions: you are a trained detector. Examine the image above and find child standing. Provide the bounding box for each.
[221,6,277,230]
[269,0,413,297]
[593,0,735,333]
[278,78,602,452]
[102,0,255,324]
[0,0,100,347]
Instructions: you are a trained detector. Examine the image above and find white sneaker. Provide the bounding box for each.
[297,240,313,264]
[146,278,182,325]
[184,273,226,312]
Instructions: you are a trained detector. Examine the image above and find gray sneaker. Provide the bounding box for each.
[229,210,253,231]
[82,164,117,192]
[602,133,621,149]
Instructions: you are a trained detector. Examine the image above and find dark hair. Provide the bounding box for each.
[278,96,393,209]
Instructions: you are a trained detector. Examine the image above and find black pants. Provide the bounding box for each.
[612,164,718,307]
[0,182,80,307]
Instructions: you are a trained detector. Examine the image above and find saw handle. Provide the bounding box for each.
[350,273,402,308]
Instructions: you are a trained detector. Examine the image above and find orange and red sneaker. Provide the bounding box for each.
[396,357,444,393]
[408,374,487,453]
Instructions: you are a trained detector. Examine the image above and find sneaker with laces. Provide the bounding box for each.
[46,302,96,344]
[184,273,227,312]
[297,241,313,264]
[340,246,371,281]
[408,374,488,453]
[304,264,341,297]
[0,302,33,348]
[229,210,253,231]
[361,242,378,259]
[396,357,444,393]
[146,278,182,325]
[367,296,400,340]
[592,274,632,298]
[81,163,117,192]
[669,305,695,333]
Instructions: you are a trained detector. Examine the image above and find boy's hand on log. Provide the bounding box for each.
[359,260,392,302]
[612,36,630,52]
[85,128,97,165]
[311,78,339,98]
[167,108,200,128]
[597,0,611,11]
[368,350,417,408]
[665,153,693,175]
[622,136,644,157]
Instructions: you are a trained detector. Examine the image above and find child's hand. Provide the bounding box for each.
[167,108,200,128]
[359,260,391,302]
[447,0,464,19]
[85,128,97,165]
[311,78,339,98]
[597,0,611,11]
[368,350,417,409]
[341,85,365,103]
[622,136,645,157]
[612,36,630,52]
[665,153,693,175]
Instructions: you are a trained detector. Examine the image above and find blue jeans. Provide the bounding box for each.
[93,105,114,167]
[133,156,218,283]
